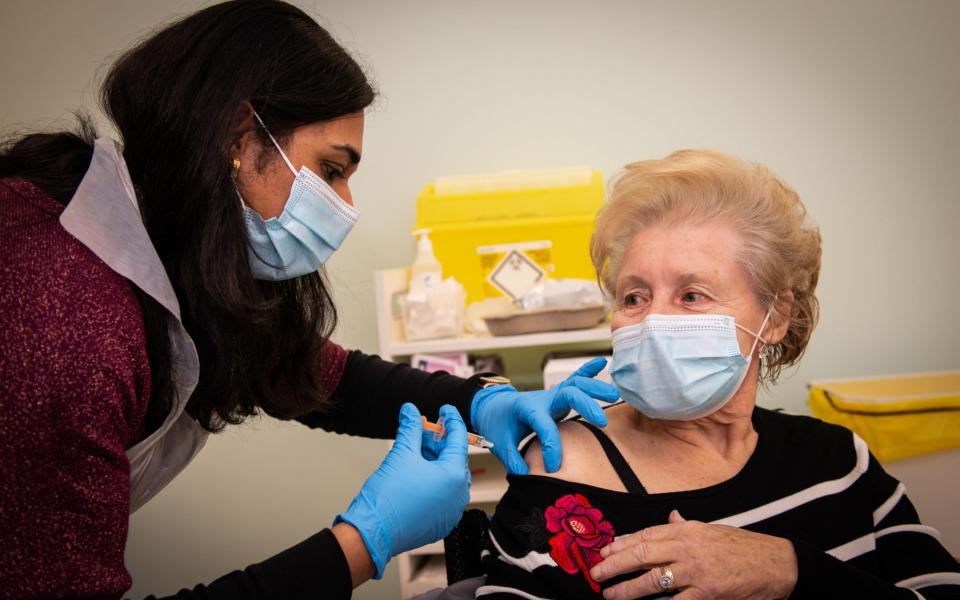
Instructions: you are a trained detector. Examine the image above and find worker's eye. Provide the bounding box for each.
[322,164,345,183]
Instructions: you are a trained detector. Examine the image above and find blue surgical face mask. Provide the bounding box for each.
[238,111,359,281]
[610,309,772,421]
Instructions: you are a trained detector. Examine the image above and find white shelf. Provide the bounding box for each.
[407,555,447,596]
[386,324,610,358]
[469,463,507,504]
[407,539,444,556]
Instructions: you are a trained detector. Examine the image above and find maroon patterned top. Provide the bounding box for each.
[0,178,351,598]
[1,177,152,596]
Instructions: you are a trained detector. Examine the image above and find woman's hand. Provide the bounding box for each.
[590,510,798,600]
[335,403,470,579]
[471,357,620,474]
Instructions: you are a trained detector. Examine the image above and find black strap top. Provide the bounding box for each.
[574,419,648,495]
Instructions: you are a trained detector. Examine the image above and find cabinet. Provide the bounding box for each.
[373,268,611,598]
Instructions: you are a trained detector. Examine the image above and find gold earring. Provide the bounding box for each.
[232,158,241,175]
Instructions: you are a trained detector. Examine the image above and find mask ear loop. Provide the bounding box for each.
[735,300,776,360]
[753,294,783,365]
[753,318,771,363]
[253,111,299,177]
[749,307,773,358]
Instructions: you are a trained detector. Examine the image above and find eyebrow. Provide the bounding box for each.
[618,274,651,292]
[331,144,361,165]
[618,272,718,292]
[677,273,703,287]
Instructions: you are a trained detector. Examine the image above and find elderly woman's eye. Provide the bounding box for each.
[682,291,705,303]
[623,293,643,307]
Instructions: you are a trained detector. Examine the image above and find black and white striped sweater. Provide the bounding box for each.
[478,407,960,599]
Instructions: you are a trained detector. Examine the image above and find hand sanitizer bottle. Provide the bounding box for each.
[409,229,442,296]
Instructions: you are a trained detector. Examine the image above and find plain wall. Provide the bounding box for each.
[2,1,958,598]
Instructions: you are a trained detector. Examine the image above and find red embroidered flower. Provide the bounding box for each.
[545,493,615,592]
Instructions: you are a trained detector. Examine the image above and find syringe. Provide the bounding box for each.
[421,416,494,449]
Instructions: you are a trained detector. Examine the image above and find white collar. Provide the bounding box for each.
[59,138,206,512]
[60,138,182,319]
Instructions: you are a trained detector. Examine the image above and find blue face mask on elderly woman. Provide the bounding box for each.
[238,112,359,280]
[610,308,773,420]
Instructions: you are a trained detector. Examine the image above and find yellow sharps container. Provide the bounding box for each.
[413,167,605,303]
[808,372,960,462]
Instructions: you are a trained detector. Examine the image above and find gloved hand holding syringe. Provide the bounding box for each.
[337,404,473,579]
[422,416,494,449]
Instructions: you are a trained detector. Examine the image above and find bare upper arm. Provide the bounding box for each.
[523,415,642,493]
[523,420,618,486]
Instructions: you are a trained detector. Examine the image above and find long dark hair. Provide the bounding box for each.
[0,0,375,432]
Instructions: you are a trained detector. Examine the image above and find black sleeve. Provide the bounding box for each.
[789,454,960,599]
[296,349,485,438]
[146,529,351,600]
[789,539,918,599]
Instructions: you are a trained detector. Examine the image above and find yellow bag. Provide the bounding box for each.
[808,372,960,462]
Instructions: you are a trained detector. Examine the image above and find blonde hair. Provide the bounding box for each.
[591,149,821,383]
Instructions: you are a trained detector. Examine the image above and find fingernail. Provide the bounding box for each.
[602,589,613,599]
[600,547,609,558]
[590,566,602,580]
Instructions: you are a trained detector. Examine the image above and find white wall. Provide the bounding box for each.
[2,1,958,597]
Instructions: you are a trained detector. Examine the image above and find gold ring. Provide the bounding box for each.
[657,565,675,590]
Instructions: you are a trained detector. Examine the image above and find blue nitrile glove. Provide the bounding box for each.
[471,357,620,475]
[335,403,470,579]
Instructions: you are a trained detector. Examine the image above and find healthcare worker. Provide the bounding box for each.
[0,1,618,598]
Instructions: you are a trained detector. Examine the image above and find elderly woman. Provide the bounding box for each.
[476,150,960,599]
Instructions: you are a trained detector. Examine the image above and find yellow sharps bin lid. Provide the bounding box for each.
[811,372,960,414]
[414,166,604,228]
[808,371,960,461]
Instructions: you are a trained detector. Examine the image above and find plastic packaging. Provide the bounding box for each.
[515,278,605,311]
[400,276,466,341]
[469,278,606,336]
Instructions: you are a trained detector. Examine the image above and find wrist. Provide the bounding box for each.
[470,378,517,425]
[335,492,392,579]
[479,374,512,389]
[331,521,376,588]
[774,537,799,599]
